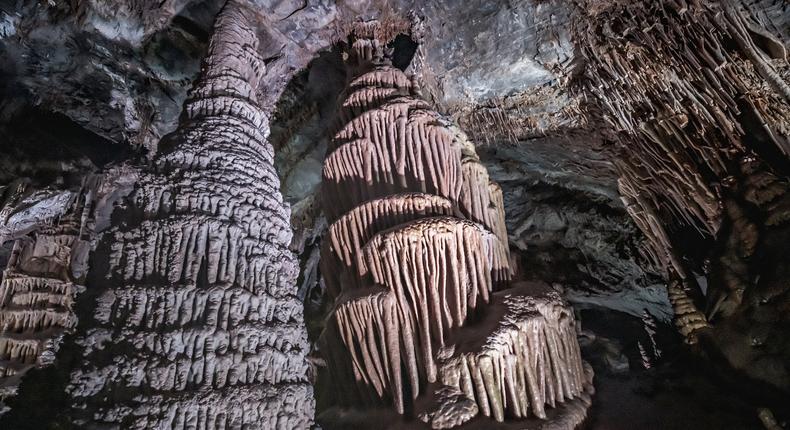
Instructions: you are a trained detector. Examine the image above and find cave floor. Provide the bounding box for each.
[581,308,770,430]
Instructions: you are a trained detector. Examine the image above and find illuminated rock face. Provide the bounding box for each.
[320,33,591,428]
[60,2,314,428]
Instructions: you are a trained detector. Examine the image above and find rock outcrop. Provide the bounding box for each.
[0,184,86,403]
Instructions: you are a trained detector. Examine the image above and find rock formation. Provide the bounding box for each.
[36,2,313,427]
[318,26,592,429]
[0,183,87,403]
[0,0,787,427]
[576,0,790,395]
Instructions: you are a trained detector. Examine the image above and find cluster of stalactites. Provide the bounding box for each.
[320,193,455,298]
[342,20,411,75]
[322,287,413,413]
[363,217,506,379]
[579,0,790,281]
[0,204,86,399]
[430,286,587,426]
[458,158,511,273]
[320,46,518,421]
[323,98,463,221]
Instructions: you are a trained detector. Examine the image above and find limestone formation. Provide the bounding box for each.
[60,2,314,427]
[578,0,790,277]
[577,0,790,394]
[0,196,83,400]
[429,283,587,425]
[319,27,591,429]
[667,280,710,345]
[320,193,455,298]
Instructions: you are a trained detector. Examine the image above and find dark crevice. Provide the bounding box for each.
[389,34,418,71]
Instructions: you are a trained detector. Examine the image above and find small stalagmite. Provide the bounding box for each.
[319,25,591,429]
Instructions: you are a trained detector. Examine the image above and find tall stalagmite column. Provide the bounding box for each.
[320,26,592,429]
[64,2,314,428]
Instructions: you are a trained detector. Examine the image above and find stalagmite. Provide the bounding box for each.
[61,2,314,428]
[319,23,590,429]
[429,283,587,424]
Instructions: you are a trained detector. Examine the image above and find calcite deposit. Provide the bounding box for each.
[319,26,592,429]
[0,188,86,400]
[0,0,787,428]
[61,2,314,428]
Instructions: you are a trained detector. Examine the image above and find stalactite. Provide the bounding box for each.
[320,287,418,414]
[363,217,498,382]
[638,342,652,370]
[576,0,790,301]
[319,24,588,429]
[323,98,464,221]
[641,310,662,361]
[0,181,96,402]
[428,283,586,424]
[667,280,710,344]
[458,158,511,279]
[62,2,314,427]
[320,193,454,298]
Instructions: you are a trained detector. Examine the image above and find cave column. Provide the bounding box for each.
[318,24,592,429]
[61,1,315,428]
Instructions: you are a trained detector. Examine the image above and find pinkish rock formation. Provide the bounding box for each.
[319,26,591,429]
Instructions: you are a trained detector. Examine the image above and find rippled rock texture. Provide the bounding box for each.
[3,1,315,428]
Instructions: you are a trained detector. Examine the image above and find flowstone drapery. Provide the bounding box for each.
[319,28,593,429]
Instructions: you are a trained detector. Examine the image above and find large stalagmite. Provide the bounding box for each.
[58,2,314,428]
[319,26,592,429]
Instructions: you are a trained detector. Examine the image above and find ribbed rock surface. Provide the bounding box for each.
[429,283,586,425]
[320,193,454,298]
[323,95,464,221]
[319,29,588,429]
[63,2,314,428]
